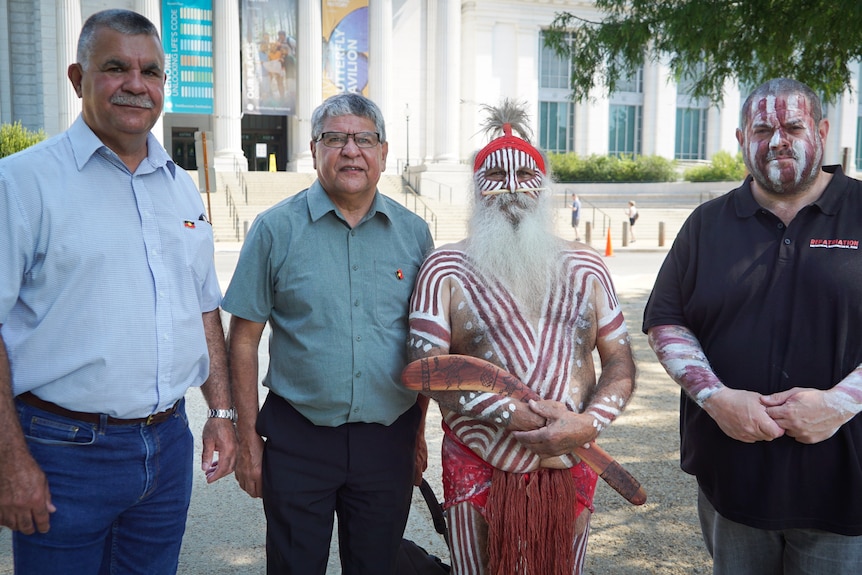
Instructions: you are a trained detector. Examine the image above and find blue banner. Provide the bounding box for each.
[163,0,214,114]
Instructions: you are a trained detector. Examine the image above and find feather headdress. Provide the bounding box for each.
[473,99,546,174]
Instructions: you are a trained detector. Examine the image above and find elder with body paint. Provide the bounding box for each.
[643,78,862,574]
[406,100,636,574]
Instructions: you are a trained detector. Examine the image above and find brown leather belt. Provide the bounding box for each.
[17,391,180,426]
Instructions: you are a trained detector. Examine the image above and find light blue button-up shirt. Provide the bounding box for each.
[0,116,221,419]
[222,180,434,426]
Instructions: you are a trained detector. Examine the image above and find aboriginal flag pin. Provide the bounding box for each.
[184,220,196,229]
[396,269,404,280]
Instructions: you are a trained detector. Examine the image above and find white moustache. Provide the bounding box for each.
[111,94,155,109]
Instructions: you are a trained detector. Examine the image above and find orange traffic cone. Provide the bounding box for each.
[605,227,614,257]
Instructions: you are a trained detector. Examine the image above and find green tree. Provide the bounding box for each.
[0,121,46,158]
[545,1,862,104]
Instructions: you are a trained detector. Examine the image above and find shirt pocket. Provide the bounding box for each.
[181,219,215,284]
[374,262,420,328]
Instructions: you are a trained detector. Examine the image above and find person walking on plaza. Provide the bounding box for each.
[625,200,638,242]
[571,192,582,240]
[223,92,434,575]
[0,9,236,574]
[644,78,862,574]
[406,100,636,574]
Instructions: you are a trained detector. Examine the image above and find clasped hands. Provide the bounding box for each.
[509,399,597,459]
[703,386,854,444]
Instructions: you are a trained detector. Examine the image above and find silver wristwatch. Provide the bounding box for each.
[207,408,237,422]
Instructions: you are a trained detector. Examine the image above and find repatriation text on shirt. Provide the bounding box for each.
[809,239,860,249]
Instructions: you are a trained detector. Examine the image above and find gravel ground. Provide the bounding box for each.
[0,250,714,574]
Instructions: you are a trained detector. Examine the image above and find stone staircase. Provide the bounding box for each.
[188,169,701,250]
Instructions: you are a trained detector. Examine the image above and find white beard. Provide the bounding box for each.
[465,191,563,315]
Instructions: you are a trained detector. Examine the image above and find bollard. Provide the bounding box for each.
[585,221,592,244]
[658,222,666,247]
[622,222,629,247]
[243,220,249,240]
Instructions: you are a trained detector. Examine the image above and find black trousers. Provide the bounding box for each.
[257,392,421,575]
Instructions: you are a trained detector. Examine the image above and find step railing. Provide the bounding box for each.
[400,175,438,239]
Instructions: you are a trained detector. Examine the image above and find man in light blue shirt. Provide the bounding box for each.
[0,10,236,574]
[224,92,434,574]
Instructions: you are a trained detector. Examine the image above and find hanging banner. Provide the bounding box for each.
[241,0,298,116]
[322,0,369,98]
[162,0,214,114]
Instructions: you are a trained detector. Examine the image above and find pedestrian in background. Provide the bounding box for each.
[571,193,582,241]
[644,77,862,574]
[625,200,638,242]
[0,9,236,574]
[224,92,434,574]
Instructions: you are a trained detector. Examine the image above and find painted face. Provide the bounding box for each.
[474,147,544,199]
[71,28,165,154]
[739,93,824,194]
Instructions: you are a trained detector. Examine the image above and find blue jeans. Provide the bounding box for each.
[13,398,194,575]
[698,486,862,575]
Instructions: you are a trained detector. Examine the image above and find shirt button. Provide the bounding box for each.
[355,371,361,378]
[353,265,358,271]
[356,336,362,341]
[784,238,791,245]
[354,299,360,306]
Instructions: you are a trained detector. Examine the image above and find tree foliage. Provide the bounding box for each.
[545,0,862,104]
[0,121,46,158]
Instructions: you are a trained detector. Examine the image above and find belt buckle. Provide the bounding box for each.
[145,413,157,425]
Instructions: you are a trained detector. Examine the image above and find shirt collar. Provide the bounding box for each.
[67,115,176,178]
[306,179,392,225]
[734,164,847,218]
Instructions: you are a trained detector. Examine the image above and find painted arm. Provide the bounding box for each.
[516,295,636,457]
[198,308,237,483]
[762,365,862,444]
[648,324,783,443]
[227,315,267,498]
[407,276,544,431]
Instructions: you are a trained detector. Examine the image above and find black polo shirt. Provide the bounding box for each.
[643,165,862,535]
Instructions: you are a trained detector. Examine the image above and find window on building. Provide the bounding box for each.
[539,101,575,153]
[676,67,709,160]
[538,30,576,153]
[609,64,643,156]
[609,104,641,156]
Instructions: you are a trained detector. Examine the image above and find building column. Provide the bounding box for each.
[137,0,163,144]
[642,58,676,158]
[212,0,245,171]
[368,0,391,116]
[291,0,321,172]
[57,0,81,132]
[434,0,460,162]
[707,78,740,160]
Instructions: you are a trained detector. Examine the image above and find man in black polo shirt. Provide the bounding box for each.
[644,78,862,574]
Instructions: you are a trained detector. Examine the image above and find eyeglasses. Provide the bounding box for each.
[316,132,381,149]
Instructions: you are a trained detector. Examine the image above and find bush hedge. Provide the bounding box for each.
[549,153,678,183]
[683,151,747,182]
[0,121,46,159]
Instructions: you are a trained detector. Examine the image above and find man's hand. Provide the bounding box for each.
[0,450,56,534]
[234,432,265,498]
[763,387,855,444]
[200,417,237,483]
[511,399,596,457]
[702,387,784,443]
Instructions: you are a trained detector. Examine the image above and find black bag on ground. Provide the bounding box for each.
[396,479,450,574]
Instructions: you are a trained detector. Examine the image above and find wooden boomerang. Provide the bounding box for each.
[402,354,647,506]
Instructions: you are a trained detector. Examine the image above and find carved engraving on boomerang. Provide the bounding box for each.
[403,354,647,506]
